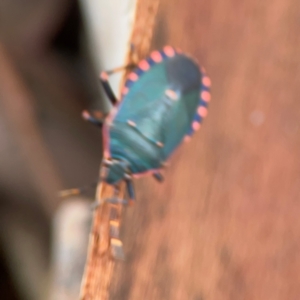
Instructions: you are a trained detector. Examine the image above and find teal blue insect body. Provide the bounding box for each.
[101,46,211,196]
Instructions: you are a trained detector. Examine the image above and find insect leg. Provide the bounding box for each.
[58,181,98,198]
[105,198,128,205]
[82,110,105,127]
[100,64,136,106]
[109,205,125,260]
[126,179,136,204]
[100,72,118,106]
[110,238,125,260]
[153,172,164,182]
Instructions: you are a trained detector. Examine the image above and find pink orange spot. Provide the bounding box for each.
[184,135,191,143]
[127,120,136,127]
[201,66,206,74]
[201,91,211,102]
[192,121,201,131]
[139,60,150,71]
[128,72,138,81]
[176,48,183,53]
[202,76,211,87]
[122,87,129,95]
[165,89,178,100]
[164,46,175,57]
[198,106,208,117]
[151,51,163,62]
[82,110,90,120]
[100,72,108,80]
[104,149,110,158]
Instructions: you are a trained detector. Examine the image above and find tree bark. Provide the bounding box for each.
[109,0,300,299]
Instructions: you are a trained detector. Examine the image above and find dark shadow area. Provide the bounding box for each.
[0,0,102,299]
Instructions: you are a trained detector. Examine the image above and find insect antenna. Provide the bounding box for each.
[58,181,98,198]
[100,63,136,106]
[82,110,105,127]
[153,172,164,182]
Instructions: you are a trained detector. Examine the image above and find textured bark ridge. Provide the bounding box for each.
[84,0,300,299]
[80,1,161,299]
[110,0,300,299]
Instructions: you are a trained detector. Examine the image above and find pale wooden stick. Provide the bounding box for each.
[79,1,161,299]
[80,183,124,300]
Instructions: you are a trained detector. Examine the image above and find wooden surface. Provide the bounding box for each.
[80,183,124,300]
[80,1,161,299]
[109,0,300,299]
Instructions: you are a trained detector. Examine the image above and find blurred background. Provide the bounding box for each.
[0,0,106,299]
[1,0,300,299]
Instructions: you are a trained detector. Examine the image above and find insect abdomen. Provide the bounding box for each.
[109,124,162,173]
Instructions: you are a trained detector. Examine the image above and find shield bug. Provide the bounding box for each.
[83,46,211,204]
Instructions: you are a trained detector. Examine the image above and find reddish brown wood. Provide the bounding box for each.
[80,1,161,299]
[110,0,300,299]
[80,183,124,300]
